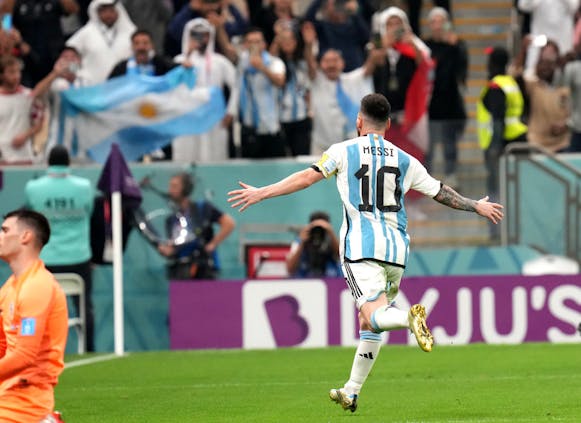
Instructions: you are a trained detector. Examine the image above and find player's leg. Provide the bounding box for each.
[362,264,433,352]
[330,261,390,412]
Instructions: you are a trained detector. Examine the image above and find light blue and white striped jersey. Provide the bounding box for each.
[314,133,441,267]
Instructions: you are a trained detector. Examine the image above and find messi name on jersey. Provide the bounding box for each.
[362,146,394,157]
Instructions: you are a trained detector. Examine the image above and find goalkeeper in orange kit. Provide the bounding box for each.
[0,210,68,423]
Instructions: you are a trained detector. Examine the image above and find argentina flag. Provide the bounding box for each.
[59,66,226,163]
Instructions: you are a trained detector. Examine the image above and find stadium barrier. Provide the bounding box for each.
[170,275,581,350]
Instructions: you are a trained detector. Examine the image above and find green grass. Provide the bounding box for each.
[56,344,581,422]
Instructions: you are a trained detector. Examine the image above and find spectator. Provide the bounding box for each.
[166,0,248,58]
[304,0,370,72]
[304,21,379,155]
[372,7,433,165]
[286,211,342,278]
[109,29,176,77]
[9,0,79,85]
[238,27,287,158]
[157,172,236,280]
[45,47,91,159]
[252,0,295,46]
[561,43,581,152]
[0,26,35,85]
[270,23,312,156]
[172,18,238,163]
[477,46,528,205]
[66,0,136,84]
[25,145,96,352]
[0,55,67,164]
[520,40,571,152]
[0,209,68,423]
[424,7,468,188]
[406,0,451,36]
[517,0,579,72]
[122,0,173,55]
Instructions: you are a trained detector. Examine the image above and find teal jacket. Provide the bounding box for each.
[25,166,94,265]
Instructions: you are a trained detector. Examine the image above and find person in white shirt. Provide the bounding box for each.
[303,21,382,155]
[518,0,579,72]
[228,93,504,413]
[66,0,136,84]
[238,27,287,158]
[0,55,67,164]
[172,18,238,163]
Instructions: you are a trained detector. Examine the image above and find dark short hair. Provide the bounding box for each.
[0,55,23,75]
[309,210,330,222]
[4,209,51,248]
[360,93,391,125]
[48,145,70,166]
[131,29,153,42]
[244,27,265,39]
[488,46,509,72]
[60,46,81,58]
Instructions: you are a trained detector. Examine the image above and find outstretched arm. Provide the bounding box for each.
[433,184,504,224]
[228,168,324,212]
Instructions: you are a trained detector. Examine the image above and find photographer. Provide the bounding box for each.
[157,172,236,280]
[286,211,341,278]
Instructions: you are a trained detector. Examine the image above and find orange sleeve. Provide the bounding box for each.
[0,286,7,358]
[0,314,6,359]
[0,275,53,380]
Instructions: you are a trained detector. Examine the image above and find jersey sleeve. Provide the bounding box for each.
[407,155,441,197]
[313,144,343,178]
[6,280,53,361]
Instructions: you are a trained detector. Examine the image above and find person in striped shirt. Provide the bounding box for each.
[227,93,503,413]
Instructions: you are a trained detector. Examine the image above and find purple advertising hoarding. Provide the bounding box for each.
[170,275,581,350]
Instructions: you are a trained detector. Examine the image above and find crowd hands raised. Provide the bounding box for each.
[1,0,581,166]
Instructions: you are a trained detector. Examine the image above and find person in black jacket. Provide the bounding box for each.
[108,29,175,78]
[157,172,236,280]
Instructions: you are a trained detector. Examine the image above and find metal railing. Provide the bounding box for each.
[500,143,581,262]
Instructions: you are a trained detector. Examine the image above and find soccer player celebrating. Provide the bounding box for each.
[228,93,504,413]
[0,210,68,422]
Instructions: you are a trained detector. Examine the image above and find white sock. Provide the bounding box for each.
[370,305,409,332]
[344,330,382,396]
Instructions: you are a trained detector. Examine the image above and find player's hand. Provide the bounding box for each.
[11,133,28,148]
[158,243,175,257]
[249,52,264,70]
[221,113,233,128]
[301,21,317,45]
[227,181,263,212]
[475,196,504,224]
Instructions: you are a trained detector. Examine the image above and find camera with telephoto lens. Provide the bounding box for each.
[308,225,326,249]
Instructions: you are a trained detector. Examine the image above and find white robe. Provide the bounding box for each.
[66,0,136,84]
[172,18,239,163]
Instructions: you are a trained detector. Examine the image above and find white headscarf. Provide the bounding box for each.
[87,0,135,34]
[178,18,216,63]
[377,6,430,55]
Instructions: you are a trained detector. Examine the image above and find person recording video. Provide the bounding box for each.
[286,211,341,278]
[156,172,235,280]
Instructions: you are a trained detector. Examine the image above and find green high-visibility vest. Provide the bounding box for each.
[476,74,528,150]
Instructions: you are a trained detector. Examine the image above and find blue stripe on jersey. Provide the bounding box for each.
[397,151,411,264]
[360,135,375,258]
[346,143,361,258]
[376,134,393,262]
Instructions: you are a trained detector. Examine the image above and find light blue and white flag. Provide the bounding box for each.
[60,66,226,163]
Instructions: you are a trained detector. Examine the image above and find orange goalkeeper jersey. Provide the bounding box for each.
[0,259,68,391]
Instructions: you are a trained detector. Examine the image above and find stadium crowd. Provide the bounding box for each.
[0,0,578,169]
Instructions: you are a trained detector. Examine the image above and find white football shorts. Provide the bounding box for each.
[342,260,405,309]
